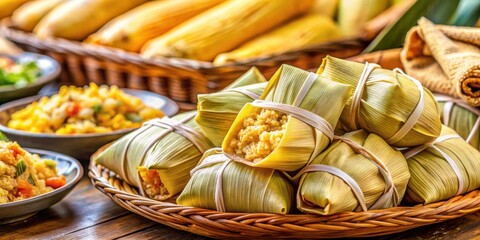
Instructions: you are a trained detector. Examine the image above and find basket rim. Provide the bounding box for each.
[0,20,366,73]
[88,158,480,239]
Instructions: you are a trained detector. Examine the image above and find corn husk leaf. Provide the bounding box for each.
[317,56,442,147]
[405,125,480,204]
[449,0,480,26]
[363,0,436,53]
[297,130,410,215]
[94,111,214,200]
[310,0,338,17]
[0,0,30,19]
[436,94,480,151]
[141,0,314,61]
[177,149,294,214]
[222,64,352,171]
[213,14,342,65]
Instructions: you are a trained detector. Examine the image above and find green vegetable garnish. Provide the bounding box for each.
[92,103,103,113]
[28,175,36,186]
[16,160,27,177]
[0,132,8,142]
[0,60,41,88]
[126,113,142,123]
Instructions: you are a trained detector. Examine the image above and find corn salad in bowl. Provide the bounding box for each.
[7,83,165,134]
[0,83,177,160]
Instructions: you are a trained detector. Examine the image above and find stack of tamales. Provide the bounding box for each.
[95,56,480,216]
[178,64,352,213]
[93,67,265,200]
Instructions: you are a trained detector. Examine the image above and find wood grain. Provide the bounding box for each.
[0,173,478,240]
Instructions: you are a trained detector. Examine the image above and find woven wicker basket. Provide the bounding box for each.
[0,21,365,110]
[88,49,480,239]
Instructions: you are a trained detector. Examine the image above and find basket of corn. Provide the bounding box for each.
[0,0,412,110]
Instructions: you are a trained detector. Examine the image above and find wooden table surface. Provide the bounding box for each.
[1,166,479,240]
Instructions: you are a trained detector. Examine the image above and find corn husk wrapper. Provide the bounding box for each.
[177,149,294,214]
[213,14,342,65]
[141,0,314,61]
[94,111,214,200]
[196,67,267,146]
[222,64,352,171]
[296,130,410,215]
[0,0,30,19]
[318,56,442,147]
[436,94,480,150]
[404,125,480,204]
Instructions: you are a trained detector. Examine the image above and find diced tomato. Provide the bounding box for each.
[45,176,66,189]
[67,103,81,117]
[146,170,161,189]
[16,179,33,198]
[10,149,19,158]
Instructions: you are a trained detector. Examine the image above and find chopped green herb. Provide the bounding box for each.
[28,175,36,186]
[0,131,8,142]
[0,60,41,87]
[126,113,142,123]
[92,103,103,113]
[16,160,27,177]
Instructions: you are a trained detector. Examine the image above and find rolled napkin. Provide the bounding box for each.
[295,130,410,215]
[401,17,480,106]
[177,148,294,214]
[222,64,352,172]
[404,125,480,204]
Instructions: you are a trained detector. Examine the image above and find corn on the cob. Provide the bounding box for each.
[310,0,338,17]
[11,0,63,32]
[0,0,30,19]
[214,14,342,65]
[34,0,146,41]
[338,0,388,36]
[141,0,314,61]
[86,0,224,52]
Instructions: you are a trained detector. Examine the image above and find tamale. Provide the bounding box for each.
[213,14,342,65]
[0,0,30,19]
[177,149,294,214]
[141,0,314,61]
[404,125,480,204]
[196,68,267,146]
[94,111,214,200]
[317,56,442,147]
[296,130,410,215]
[436,94,480,150]
[94,70,259,200]
[222,64,352,171]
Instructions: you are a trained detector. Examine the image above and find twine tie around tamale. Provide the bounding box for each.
[225,72,335,164]
[349,62,380,131]
[436,94,480,144]
[404,134,465,195]
[189,149,270,212]
[294,136,400,211]
[119,112,212,196]
[227,88,261,100]
[349,63,426,145]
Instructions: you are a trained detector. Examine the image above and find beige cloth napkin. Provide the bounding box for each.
[401,17,480,106]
